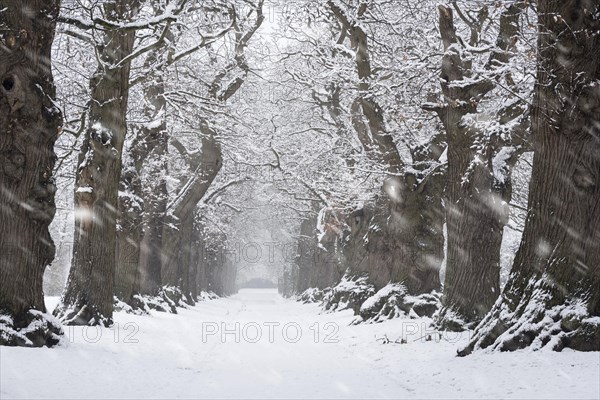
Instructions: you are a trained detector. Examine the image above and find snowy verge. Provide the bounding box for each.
[114,289,221,315]
[301,275,441,325]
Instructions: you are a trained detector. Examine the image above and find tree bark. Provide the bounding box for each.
[138,190,166,295]
[426,4,528,328]
[55,0,139,326]
[176,216,195,303]
[0,0,63,346]
[189,220,201,300]
[460,0,600,353]
[161,123,222,290]
[115,158,143,303]
[119,50,170,300]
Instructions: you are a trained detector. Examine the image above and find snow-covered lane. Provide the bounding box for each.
[1,289,599,399]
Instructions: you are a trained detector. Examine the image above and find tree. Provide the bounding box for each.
[118,1,235,305]
[55,0,215,323]
[0,0,63,346]
[322,0,445,295]
[424,2,532,328]
[159,0,265,301]
[55,0,144,325]
[460,0,600,354]
[260,0,446,300]
[128,47,171,300]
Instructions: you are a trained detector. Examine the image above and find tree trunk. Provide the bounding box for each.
[194,222,226,296]
[440,128,507,325]
[115,159,142,303]
[156,2,263,298]
[294,203,345,294]
[176,217,195,304]
[121,56,170,299]
[119,0,263,303]
[426,4,527,328]
[161,122,222,288]
[314,209,346,290]
[138,194,166,295]
[460,0,600,354]
[295,212,318,294]
[189,221,201,300]
[0,0,63,347]
[387,165,446,294]
[194,221,209,294]
[55,0,139,326]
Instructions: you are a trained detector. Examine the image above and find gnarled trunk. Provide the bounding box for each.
[161,123,222,289]
[441,127,507,324]
[461,0,600,354]
[157,1,263,299]
[56,0,139,326]
[120,57,170,299]
[295,212,318,294]
[0,0,63,347]
[176,217,195,304]
[295,204,345,294]
[115,160,143,303]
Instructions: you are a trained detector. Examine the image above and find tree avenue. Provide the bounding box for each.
[0,0,597,357]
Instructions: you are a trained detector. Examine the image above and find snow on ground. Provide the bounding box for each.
[1,289,598,399]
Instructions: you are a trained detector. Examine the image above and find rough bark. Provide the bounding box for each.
[280,264,297,298]
[138,189,166,296]
[55,0,139,326]
[115,158,143,304]
[460,0,600,354]
[120,50,170,300]
[425,4,528,328]
[346,165,446,294]
[189,220,201,300]
[112,0,235,302]
[194,222,222,295]
[194,227,230,296]
[176,217,195,304]
[194,223,209,293]
[221,260,237,296]
[0,0,63,347]
[196,227,228,296]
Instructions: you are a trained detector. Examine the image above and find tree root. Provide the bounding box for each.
[434,306,475,332]
[53,303,112,327]
[0,309,63,347]
[358,284,441,323]
[459,283,600,356]
[322,272,375,314]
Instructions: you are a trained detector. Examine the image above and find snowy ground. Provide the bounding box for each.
[1,289,598,399]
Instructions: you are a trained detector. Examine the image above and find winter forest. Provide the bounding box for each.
[1,0,599,398]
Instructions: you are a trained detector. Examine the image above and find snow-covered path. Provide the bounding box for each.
[1,289,599,399]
